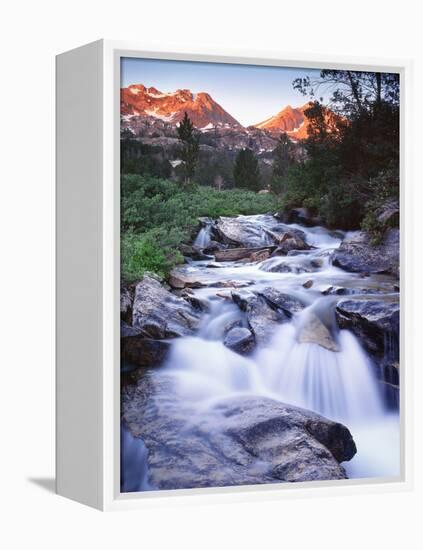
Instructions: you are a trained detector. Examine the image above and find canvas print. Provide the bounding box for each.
[120,57,400,493]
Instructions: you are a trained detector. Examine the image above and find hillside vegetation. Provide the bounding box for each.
[121,174,277,281]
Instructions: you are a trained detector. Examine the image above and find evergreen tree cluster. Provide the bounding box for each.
[233,148,261,192]
[283,69,400,230]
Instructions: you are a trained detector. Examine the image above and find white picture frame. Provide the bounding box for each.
[56,39,413,511]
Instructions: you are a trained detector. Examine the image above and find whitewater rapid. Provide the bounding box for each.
[122,215,400,488]
[164,215,400,480]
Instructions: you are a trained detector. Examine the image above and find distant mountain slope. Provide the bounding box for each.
[121,84,242,129]
[254,102,341,140]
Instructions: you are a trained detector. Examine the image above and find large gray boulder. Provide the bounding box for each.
[213,215,307,249]
[260,259,316,274]
[214,216,274,247]
[121,321,171,368]
[168,266,214,289]
[132,275,201,339]
[335,299,399,358]
[271,232,311,255]
[335,298,400,368]
[232,290,286,345]
[332,229,399,277]
[231,288,306,345]
[122,372,356,490]
[120,286,133,324]
[257,287,305,317]
[335,298,400,388]
[297,313,339,352]
[223,326,255,355]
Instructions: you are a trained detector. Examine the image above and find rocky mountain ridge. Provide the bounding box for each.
[121,84,241,129]
[121,84,341,155]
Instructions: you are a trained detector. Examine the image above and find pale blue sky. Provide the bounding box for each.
[121,57,326,126]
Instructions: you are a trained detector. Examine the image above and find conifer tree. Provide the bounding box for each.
[273,132,294,178]
[177,112,199,186]
[233,148,261,192]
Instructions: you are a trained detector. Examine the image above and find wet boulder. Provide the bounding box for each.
[203,240,225,255]
[205,261,226,268]
[286,249,313,257]
[232,289,287,345]
[132,275,202,338]
[214,280,254,289]
[168,267,211,289]
[224,327,255,355]
[121,321,171,368]
[179,243,210,261]
[320,285,349,295]
[213,215,310,252]
[214,216,273,247]
[122,372,356,490]
[335,298,400,397]
[275,207,322,227]
[261,259,314,274]
[179,289,210,312]
[335,298,399,363]
[297,312,339,352]
[332,229,399,278]
[169,265,253,290]
[257,287,305,317]
[120,286,133,324]
[214,246,275,262]
[121,321,142,338]
[271,232,311,255]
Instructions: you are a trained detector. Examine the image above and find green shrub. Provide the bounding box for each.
[121,228,185,281]
[121,174,279,281]
[361,210,385,245]
[360,168,399,244]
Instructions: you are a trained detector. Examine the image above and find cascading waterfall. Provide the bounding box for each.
[193,224,212,248]
[165,301,399,479]
[124,215,400,485]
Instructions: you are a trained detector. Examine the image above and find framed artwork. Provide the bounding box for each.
[56,40,412,510]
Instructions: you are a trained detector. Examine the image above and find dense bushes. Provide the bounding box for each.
[279,71,399,231]
[121,174,277,281]
[121,228,185,281]
[278,100,399,230]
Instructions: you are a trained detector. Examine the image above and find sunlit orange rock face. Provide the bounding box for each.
[121,85,342,141]
[254,102,342,140]
[121,84,241,129]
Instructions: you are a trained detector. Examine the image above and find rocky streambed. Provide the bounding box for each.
[121,213,400,492]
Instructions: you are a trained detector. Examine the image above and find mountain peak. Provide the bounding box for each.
[254,104,304,135]
[254,101,341,140]
[121,84,242,129]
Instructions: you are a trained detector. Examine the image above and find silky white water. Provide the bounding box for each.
[193,225,212,248]
[162,215,400,480]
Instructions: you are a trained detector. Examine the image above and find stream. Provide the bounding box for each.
[122,214,400,490]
